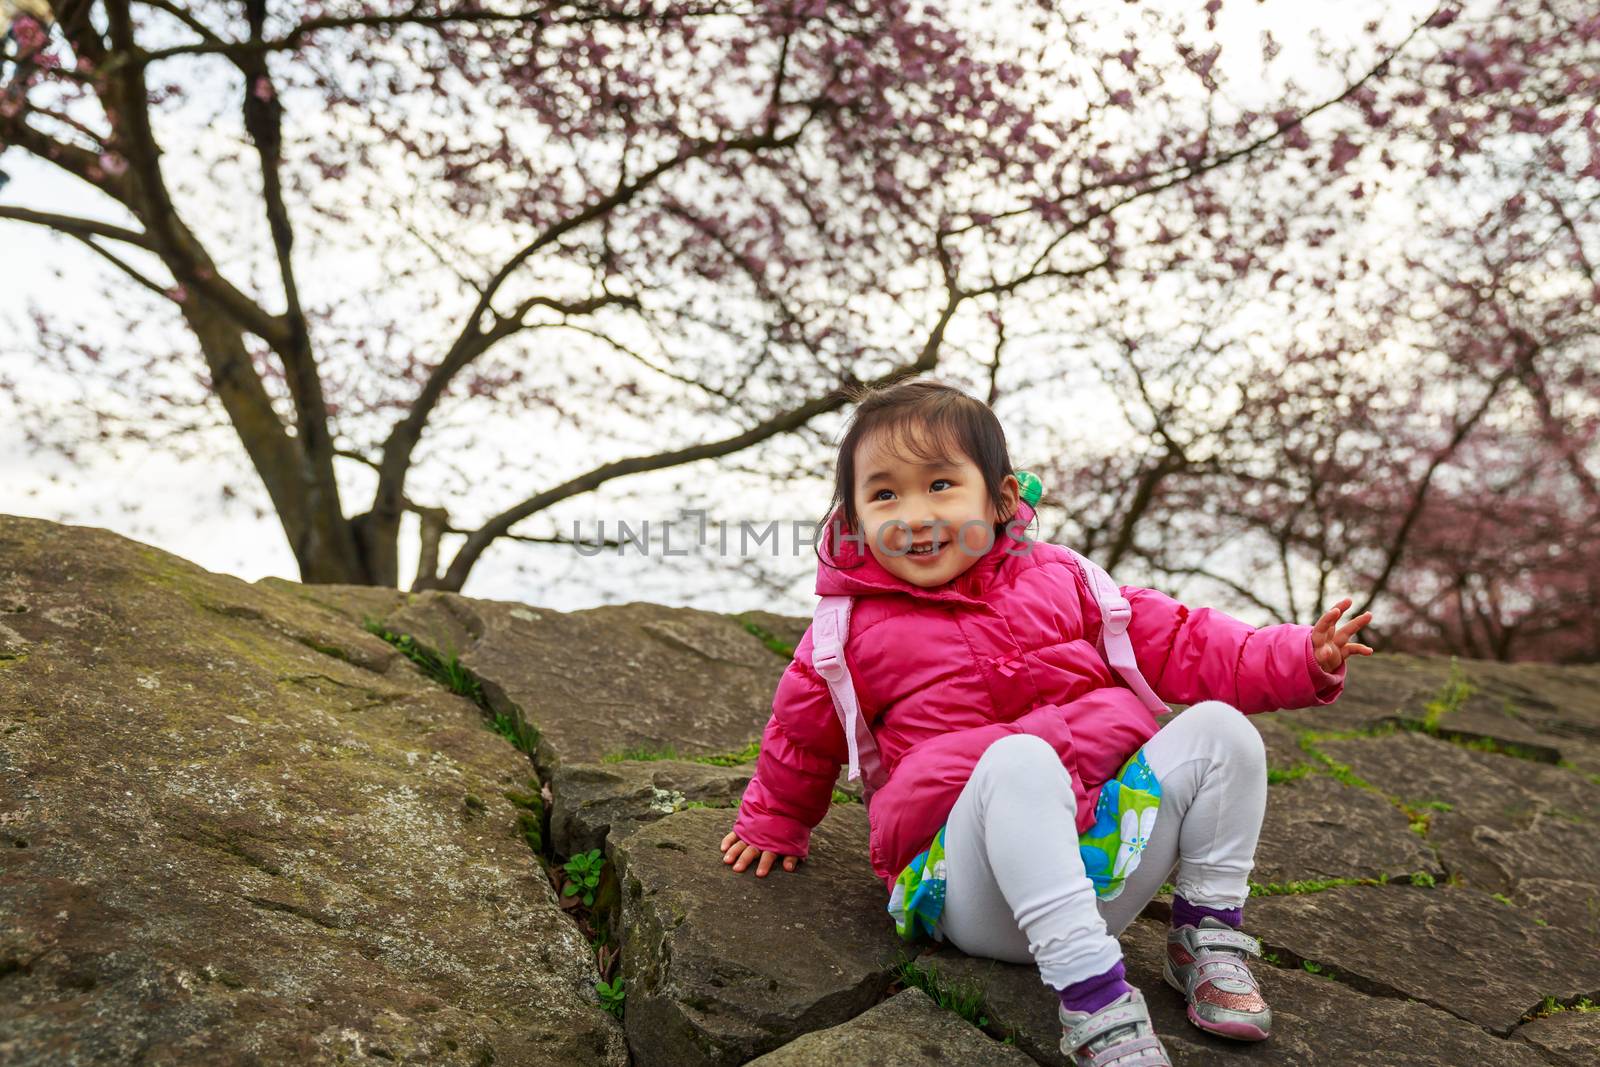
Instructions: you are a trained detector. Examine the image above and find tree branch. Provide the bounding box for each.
[371,109,825,558]
[0,205,152,247]
[435,334,951,590]
[123,3,747,66]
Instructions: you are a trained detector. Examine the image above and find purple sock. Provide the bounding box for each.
[1172,893,1243,930]
[1055,958,1131,1017]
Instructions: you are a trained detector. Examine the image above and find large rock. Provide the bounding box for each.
[1252,773,1440,886]
[1319,731,1600,938]
[934,918,1553,1066]
[548,758,754,856]
[369,591,791,771]
[613,805,903,1067]
[1273,653,1449,734]
[0,517,625,1066]
[745,988,1035,1066]
[1246,884,1600,1034]
[1392,658,1600,773]
[1249,713,1312,774]
[258,576,412,629]
[732,610,810,659]
[1515,1009,1600,1067]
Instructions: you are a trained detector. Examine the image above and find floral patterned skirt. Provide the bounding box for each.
[887,748,1164,942]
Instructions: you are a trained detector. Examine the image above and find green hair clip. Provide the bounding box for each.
[1015,469,1043,509]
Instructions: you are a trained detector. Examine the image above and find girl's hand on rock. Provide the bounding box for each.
[1313,598,1375,673]
[719,830,799,877]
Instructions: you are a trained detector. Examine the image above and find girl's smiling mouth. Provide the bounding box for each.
[906,540,948,559]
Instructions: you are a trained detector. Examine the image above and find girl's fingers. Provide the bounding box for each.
[731,845,758,872]
[720,831,738,852]
[756,852,776,877]
[1335,611,1373,641]
[1348,643,1375,656]
[783,855,798,872]
[1313,599,1351,636]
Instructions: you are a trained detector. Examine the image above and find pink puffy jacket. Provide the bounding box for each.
[731,493,1347,890]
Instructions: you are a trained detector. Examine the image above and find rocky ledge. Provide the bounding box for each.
[3,515,1597,1065]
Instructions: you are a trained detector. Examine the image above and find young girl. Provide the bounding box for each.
[718,379,1372,1065]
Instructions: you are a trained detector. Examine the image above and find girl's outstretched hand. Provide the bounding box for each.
[1313,598,1375,673]
[719,830,799,877]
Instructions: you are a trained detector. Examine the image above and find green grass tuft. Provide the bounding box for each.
[1528,995,1599,1020]
[363,618,542,753]
[894,959,995,1031]
[600,740,762,766]
[1267,764,1313,785]
[695,741,761,767]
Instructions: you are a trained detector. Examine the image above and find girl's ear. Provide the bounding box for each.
[997,472,1020,523]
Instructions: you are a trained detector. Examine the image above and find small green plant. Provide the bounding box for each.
[831,787,861,805]
[362,619,543,753]
[894,960,992,1029]
[1301,959,1336,980]
[696,741,761,767]
[364,619,482,700]
[596,976,626,1018]
[563,849,606,907]
[1492,892,1515,906]
[1527,995,1597,1020]
[1410,871,1436,888]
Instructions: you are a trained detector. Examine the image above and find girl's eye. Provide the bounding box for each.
[931,479,952,491]
[872,489,894,502]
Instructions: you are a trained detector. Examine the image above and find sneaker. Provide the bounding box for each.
[1058,987,1172,1066]
[1164,916,1272,1041]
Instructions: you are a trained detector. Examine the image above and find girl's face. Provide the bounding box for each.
[851,428,1019,588]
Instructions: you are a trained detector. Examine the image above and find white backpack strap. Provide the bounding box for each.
[1069,550,1168,715]
[811,595,887,796]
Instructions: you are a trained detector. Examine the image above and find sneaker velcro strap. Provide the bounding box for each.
[1064,1001,1150,1051]
[1190,954,1258,992]
[1084,1035,1167,1067]
[1189,928,1260,956]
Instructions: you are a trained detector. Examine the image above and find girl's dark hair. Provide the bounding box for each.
[818,377,1021,570]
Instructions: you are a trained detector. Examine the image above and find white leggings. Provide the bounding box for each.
[938,701,1267,989]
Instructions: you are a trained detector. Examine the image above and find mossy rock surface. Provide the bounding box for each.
[0,516,625,1066]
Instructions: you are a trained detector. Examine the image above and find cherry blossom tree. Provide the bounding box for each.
[0,0,1439,592]
[2,2,1593,663]
[990,1,1597,662]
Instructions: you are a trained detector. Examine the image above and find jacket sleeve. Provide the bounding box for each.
[1116,584,1346,713]
[730,637,845,858]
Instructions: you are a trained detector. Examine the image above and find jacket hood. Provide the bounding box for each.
[813,487,1040,605]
